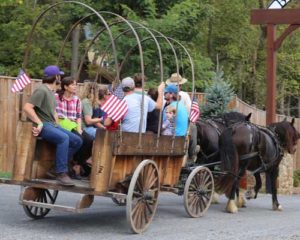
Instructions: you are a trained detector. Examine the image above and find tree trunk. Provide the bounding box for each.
[71,24,80,78]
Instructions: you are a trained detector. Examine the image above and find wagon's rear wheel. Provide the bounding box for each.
[126,160,160,234]
[184,166,214,217]
[22,187,58,219]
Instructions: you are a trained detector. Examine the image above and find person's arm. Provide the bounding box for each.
[95,121,106,129]
[155,82,165,109]
[76,118,83,134]
[23,103,43,136]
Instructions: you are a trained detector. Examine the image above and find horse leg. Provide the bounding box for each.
[237,173,247,208]
[226,179,238,213]
[254,172,262,198]
[269,169,282,211]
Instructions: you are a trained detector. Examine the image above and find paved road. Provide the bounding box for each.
[1,184,300,240]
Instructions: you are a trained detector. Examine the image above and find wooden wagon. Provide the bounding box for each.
[0,1,214,233]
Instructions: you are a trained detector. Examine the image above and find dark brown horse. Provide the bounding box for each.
[195,112,252,165]
[217,119,300,213]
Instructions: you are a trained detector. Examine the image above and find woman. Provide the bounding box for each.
[55,77,93,179]
[79,82,106,139]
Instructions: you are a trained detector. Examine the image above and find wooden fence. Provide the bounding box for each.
[1,76,300,172]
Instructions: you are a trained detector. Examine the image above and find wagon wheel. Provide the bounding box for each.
[111,197,126,206]
[22,187,58,219]
[126,160,160,234]
[184,166,214,218]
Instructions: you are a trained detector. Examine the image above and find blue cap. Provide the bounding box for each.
[44,65,64,77]
[164,84,178,94]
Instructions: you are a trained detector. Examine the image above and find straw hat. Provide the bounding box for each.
[166,73,187,85]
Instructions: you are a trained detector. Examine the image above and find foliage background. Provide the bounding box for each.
[0,0,299,117]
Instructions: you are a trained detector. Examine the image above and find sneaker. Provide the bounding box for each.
[56,173,75,186]
[46,167,57,179]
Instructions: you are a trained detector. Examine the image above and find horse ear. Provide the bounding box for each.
[291,118,295,126]
[246,113,252,122]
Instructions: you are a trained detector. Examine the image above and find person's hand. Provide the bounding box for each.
[32,123,43,137]
[77,128,83,135]
[158,82,165,94]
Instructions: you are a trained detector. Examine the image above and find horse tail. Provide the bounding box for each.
[215,127,238,195]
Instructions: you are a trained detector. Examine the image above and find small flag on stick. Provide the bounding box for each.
[190,99,200,123]
[11,69,31,93]
[101,94,128,122]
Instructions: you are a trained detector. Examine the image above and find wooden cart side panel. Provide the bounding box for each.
[155,156,184,186]
[31,141,55,179]
[12,121,36,181]
[90,130,114,192]
[109,155,141,190]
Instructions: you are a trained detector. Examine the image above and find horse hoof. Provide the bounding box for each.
[226,200,238,213]
[273,204,283,211]
[236,196,247,208]
[212,192,220,204]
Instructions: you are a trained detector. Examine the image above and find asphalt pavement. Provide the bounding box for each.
[0,184,300,240]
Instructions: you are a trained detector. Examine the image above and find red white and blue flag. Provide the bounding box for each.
[101,94,128,122]
[11,69,31,93]
[190,99,200,123]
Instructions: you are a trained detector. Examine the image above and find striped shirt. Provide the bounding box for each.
[55,93,81,121]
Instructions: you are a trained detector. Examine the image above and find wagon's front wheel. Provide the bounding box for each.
[22,187,58,219]
[126,160,160,234]
[184,166,214,217]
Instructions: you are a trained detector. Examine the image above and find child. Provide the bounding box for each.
[162,106,176,135]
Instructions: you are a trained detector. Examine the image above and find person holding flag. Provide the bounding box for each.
[104,76,165,133]
[23,65,82,186]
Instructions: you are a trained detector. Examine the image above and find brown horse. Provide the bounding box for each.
[217,119,300,213]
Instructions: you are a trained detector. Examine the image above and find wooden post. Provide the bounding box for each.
[266,24,277,125]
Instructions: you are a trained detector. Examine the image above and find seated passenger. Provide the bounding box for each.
[146,88,160,133]
[163,84,188,136]
[161,106,176,136]
[55,76,93,179]
[79,82,106,139]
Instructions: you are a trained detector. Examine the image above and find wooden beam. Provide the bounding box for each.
[251,9,300,25]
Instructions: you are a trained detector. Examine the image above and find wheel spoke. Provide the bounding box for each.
[45,190,55,203]
[144,200,154,215]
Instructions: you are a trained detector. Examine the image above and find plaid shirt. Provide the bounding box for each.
[55,93,81,121]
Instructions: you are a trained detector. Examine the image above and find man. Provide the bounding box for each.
[23,65,82,186]
[105,77,164,133]
[166,73,200,161]
[163,84,188,136]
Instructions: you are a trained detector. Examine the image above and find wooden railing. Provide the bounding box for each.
[1,76,300,171]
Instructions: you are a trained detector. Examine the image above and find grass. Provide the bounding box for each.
[0,172,12,178]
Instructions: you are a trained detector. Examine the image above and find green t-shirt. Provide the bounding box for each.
[29,84,56,123]
[81,98,93,129]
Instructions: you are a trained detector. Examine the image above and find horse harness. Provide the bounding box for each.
[239,123,284,174]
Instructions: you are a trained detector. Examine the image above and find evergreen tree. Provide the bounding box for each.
[201,63,234,119]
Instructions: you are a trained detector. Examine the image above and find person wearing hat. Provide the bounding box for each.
[105,77,164,133]
[23,65,82,186]
[166,73,200,161]
[163,84,188,136]
[166,73,191,112]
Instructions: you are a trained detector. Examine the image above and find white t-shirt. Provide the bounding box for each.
[179,91,191,113]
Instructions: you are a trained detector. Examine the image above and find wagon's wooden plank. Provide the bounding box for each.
[112,132,186,156]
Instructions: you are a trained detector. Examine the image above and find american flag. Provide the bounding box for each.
[11,69,31,93]
[101,94,128,122]
[190,100,200,123]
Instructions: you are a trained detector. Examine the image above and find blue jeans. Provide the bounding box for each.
[84,126,97,139]
[39,123,83,173]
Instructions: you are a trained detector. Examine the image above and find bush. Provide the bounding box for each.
[293,170,300,187]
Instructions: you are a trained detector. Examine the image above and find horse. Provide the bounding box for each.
[195,112,252,165]
[195,112,251,205]
[217,118,300,213]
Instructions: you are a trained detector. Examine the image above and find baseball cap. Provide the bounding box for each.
[121,77,135,90]
[44,65,64,77]
[164,84,178,94]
